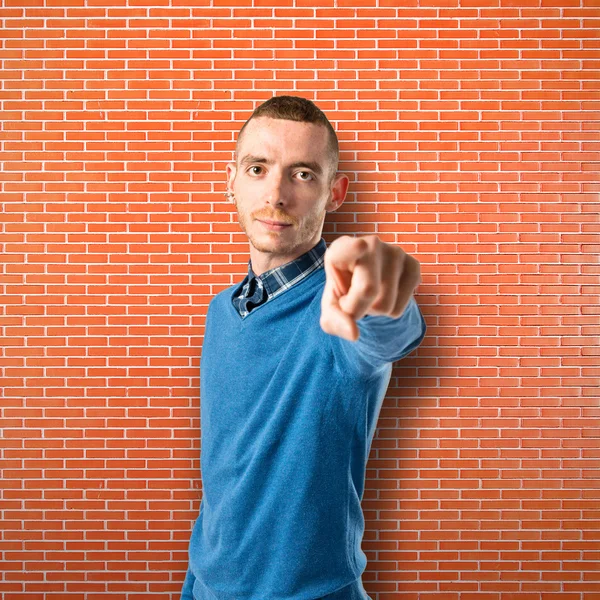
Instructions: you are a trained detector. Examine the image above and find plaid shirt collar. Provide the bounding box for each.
[232,238,327,318]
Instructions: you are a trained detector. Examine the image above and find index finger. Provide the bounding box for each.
[325,238,380,321]
[320,269,360,341]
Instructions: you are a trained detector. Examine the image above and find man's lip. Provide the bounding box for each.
[257,219,292,226]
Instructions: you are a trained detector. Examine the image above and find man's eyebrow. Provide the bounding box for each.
[239,154,323,176]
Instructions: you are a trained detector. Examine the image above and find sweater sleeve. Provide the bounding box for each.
[332,296,427,373]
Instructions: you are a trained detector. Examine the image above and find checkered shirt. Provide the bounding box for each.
[232,238,327,318]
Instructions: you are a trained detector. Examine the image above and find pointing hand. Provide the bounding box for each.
[320,235,422,342]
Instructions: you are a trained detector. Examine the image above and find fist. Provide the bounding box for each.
[320,235,422,342]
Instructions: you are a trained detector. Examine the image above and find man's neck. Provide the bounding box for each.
[249,239,322,277]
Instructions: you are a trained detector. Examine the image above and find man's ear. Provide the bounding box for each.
[225,162,237,194]
[326,172,350,212]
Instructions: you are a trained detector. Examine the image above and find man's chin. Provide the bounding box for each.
[250,240,294,255]
[248,232,299,256]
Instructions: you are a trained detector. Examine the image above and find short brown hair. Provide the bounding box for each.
[236,95,339,182]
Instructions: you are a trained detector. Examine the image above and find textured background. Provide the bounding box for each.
[1,2,599,599]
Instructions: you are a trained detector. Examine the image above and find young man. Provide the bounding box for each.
[181,96,427,600]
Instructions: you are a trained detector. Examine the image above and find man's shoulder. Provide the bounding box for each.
[206,280,242,312]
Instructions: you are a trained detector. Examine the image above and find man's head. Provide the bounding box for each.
[226,95,349,274]
[235,95,340,185]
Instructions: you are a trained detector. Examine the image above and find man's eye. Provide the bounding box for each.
[297,171,313,181]
[248,166,263,175]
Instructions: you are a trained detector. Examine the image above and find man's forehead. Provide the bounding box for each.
[237,118,329,168]
[241,118,327,147]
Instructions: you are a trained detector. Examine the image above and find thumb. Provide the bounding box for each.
[320,269,360,341]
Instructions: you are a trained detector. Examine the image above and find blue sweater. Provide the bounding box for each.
[182,266,426,600]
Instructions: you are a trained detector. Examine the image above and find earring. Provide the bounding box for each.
[224,191,235,201]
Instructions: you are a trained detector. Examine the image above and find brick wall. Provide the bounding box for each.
[1,2,598,599]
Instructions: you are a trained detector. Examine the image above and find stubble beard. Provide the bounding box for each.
[235,196,328,257]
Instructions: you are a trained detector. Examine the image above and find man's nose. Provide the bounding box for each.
[265,173,287,207]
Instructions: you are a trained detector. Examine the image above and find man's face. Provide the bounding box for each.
[226,117,348,270]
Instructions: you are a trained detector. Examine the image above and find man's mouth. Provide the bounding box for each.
[257,219,293,232]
